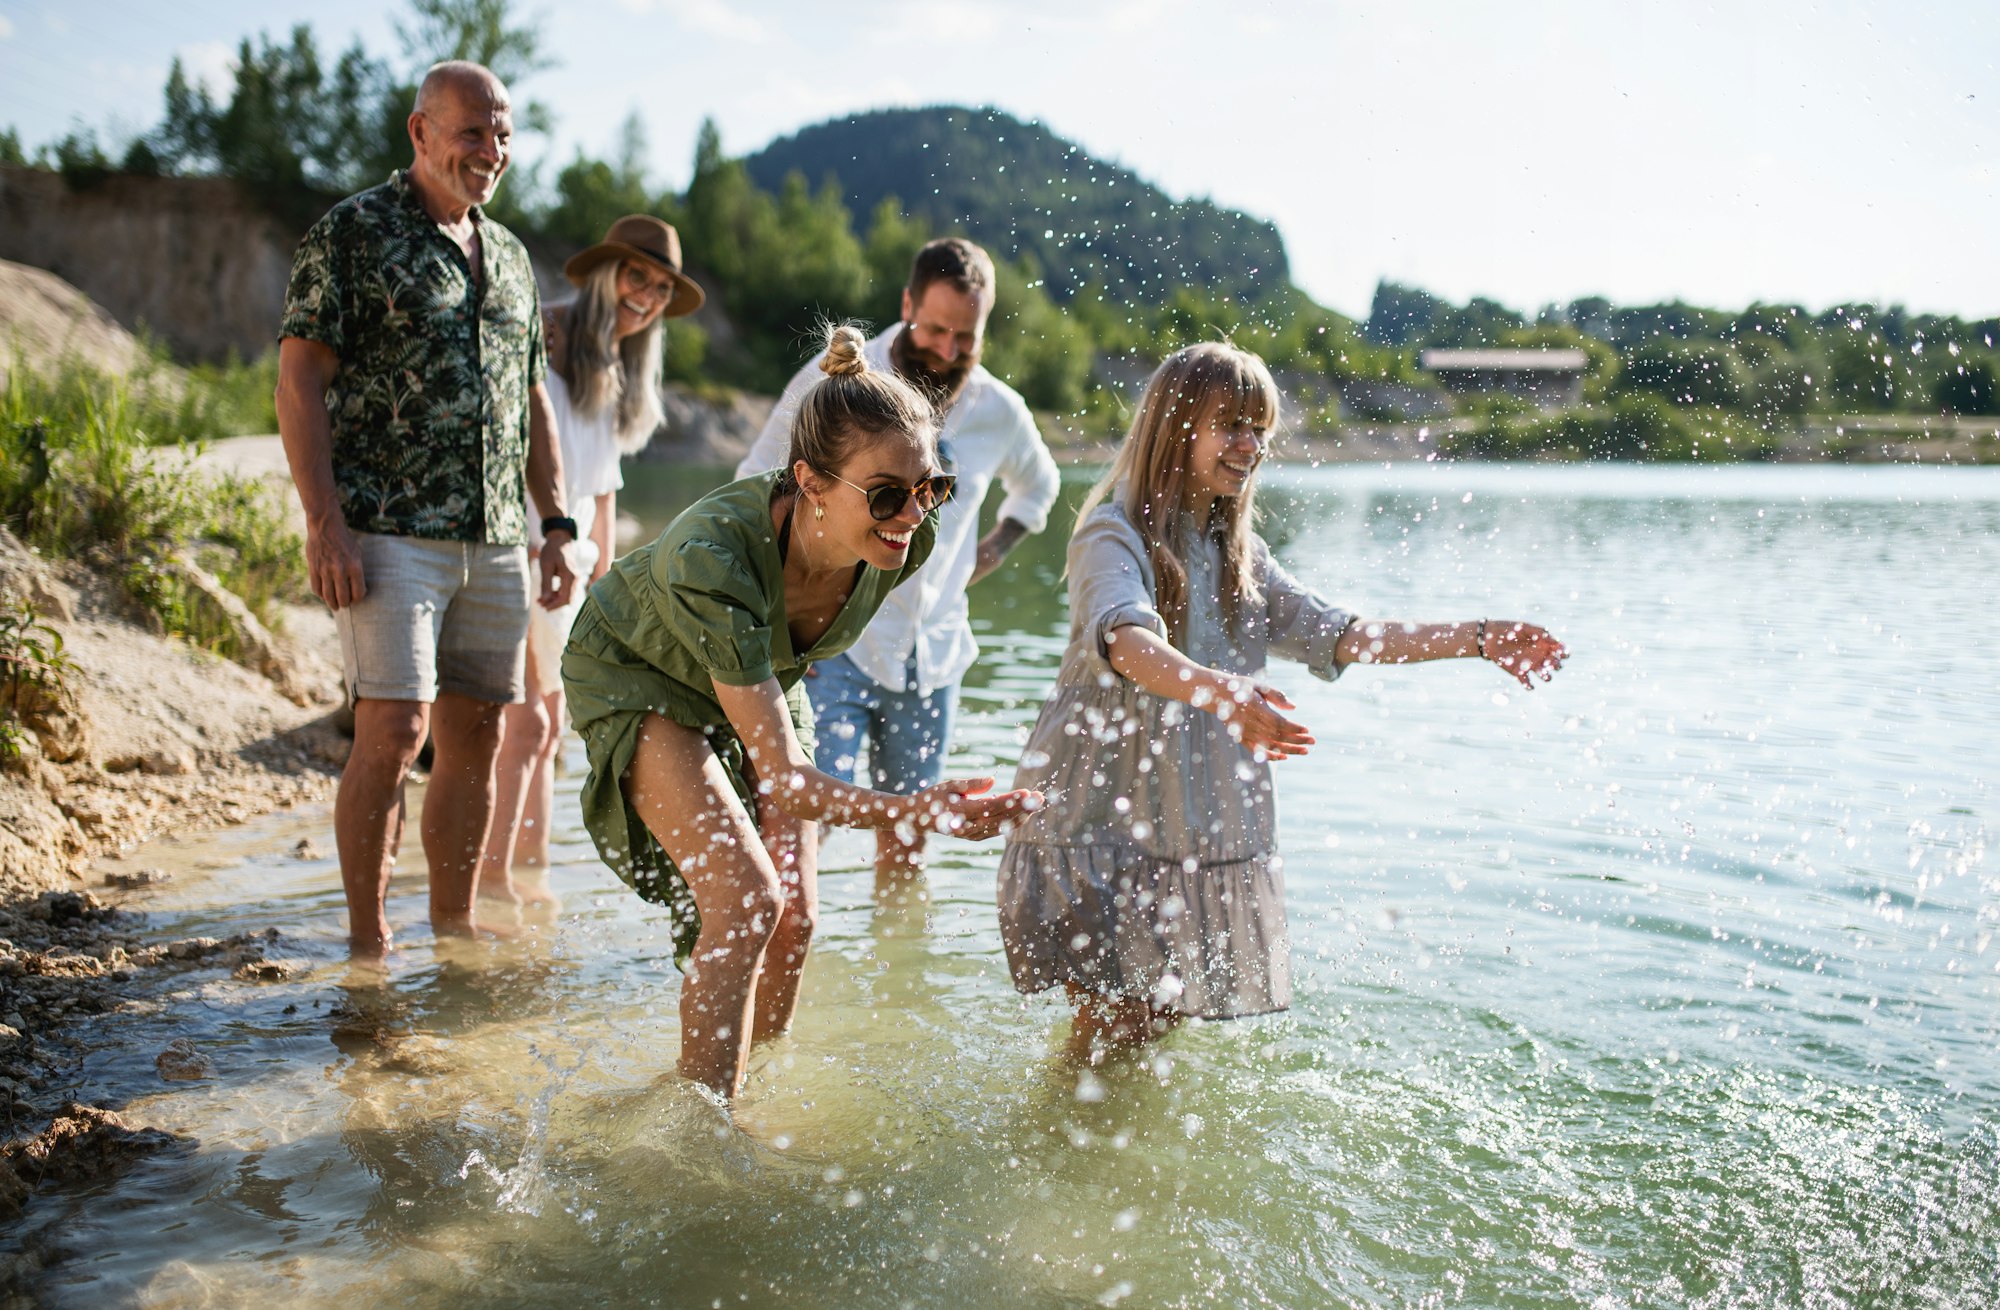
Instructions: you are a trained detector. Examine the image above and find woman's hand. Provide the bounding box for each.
[906,777,1044,841]
[1196,677,1315,760]
[1481,621,1568,689]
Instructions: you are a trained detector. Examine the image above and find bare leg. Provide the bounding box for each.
[515,688,564,872]
[873,828,929,907]
[335,698,431,957]
[624,714,783,1097]
[752,800,818,1042]
[1063,983,1183,1065]
[481,693,552,907]
[423,691,506,937]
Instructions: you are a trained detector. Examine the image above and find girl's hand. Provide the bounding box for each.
[1481,621,1568,689]
[907,777,1045,841]
[1198,677,1315,760]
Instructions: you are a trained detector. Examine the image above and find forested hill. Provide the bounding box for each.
[742,106,1289,306]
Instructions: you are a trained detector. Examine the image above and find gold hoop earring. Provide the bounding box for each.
[814,501,824,521]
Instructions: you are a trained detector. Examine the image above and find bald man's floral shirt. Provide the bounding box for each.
[280,170,544,545]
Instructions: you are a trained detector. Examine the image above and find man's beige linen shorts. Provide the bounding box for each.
[334,533,531,705]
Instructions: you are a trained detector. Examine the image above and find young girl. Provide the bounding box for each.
[997,342,1566,1062]
[563,324,1038,1097]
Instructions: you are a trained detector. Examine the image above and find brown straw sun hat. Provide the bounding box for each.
[563,214,706,318]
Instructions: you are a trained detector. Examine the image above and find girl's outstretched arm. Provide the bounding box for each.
[1104,624,1315,759]
[714,678,1040,838]
[1335,619,1567,689]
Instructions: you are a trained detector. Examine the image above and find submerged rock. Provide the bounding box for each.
[102,867,174,889]
[232,958,306,983]
[154,1039,212,1082]
[0,1101,192,1215]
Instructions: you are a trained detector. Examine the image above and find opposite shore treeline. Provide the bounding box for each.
[3,0,2000,464]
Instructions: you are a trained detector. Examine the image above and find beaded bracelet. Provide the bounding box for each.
[1476,619,1489,660]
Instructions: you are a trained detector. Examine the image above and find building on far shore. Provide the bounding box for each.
[1419,348,1588,410]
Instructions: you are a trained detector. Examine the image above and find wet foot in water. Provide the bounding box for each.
[477,869,563,924]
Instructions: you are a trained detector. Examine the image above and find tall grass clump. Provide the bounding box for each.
[1,360,306,649]
[5,345,279,447]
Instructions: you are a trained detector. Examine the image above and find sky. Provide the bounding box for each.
[2,0,1995,321]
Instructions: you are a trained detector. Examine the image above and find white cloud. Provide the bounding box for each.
[0,16,14,40]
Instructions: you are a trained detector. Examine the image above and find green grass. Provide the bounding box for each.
[2,358,306,646]
[4,342,278,447]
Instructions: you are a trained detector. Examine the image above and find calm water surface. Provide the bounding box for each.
[11,462,1996,1308]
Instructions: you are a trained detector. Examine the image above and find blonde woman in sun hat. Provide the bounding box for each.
[479,214,706,912]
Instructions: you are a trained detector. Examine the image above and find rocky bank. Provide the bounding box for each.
[0,518,347,1227]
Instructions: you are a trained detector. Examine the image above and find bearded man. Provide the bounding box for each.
[736,237,1060,891]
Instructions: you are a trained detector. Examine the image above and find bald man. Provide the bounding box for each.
[276,61,576,956]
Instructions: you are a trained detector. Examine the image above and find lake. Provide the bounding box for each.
[10,461,1996,1308]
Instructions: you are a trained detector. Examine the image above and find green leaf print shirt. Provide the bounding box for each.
[279,170,545,545]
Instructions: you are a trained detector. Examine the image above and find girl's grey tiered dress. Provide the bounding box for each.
[997,501,1354,1018]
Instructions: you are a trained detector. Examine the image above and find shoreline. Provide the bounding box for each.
[1037,415,2000,467]
[1,480,347,1211]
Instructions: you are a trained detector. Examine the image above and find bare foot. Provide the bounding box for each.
[348,931,394,961]
[479,870,561,917]
[432,912,520,941]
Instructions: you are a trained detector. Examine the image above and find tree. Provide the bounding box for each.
[1934,358,1999,416]
[151,26,399,202]
[1363,280,1452,346]
[208,28,329,194]
[983,255,1092,412]
[1825,331,1899,412]
[51,128,111,187]
[679,121,877,388]
[1620,337,1749,409]
[398,0,555,134]
[542,111,665,252]
[1746,353,1822,421]
[1564,296,1615,340]
[152,58,217,173]
[861,197,931,321]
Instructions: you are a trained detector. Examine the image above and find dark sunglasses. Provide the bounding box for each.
[826,471,957,521]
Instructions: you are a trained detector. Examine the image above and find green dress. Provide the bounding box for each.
[562,470,937,960]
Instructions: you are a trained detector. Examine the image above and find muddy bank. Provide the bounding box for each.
[0,515,347,1222]
[0,887,296,1204]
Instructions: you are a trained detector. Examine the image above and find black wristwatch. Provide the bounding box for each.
[540,515,579,542]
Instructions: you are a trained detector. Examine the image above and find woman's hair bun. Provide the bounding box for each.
[819,323,870,378]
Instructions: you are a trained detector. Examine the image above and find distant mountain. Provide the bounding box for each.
[743,106,1290,305]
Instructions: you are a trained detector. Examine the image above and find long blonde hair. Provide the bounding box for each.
[550,260,667,454]
[1077,342,1279,642]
